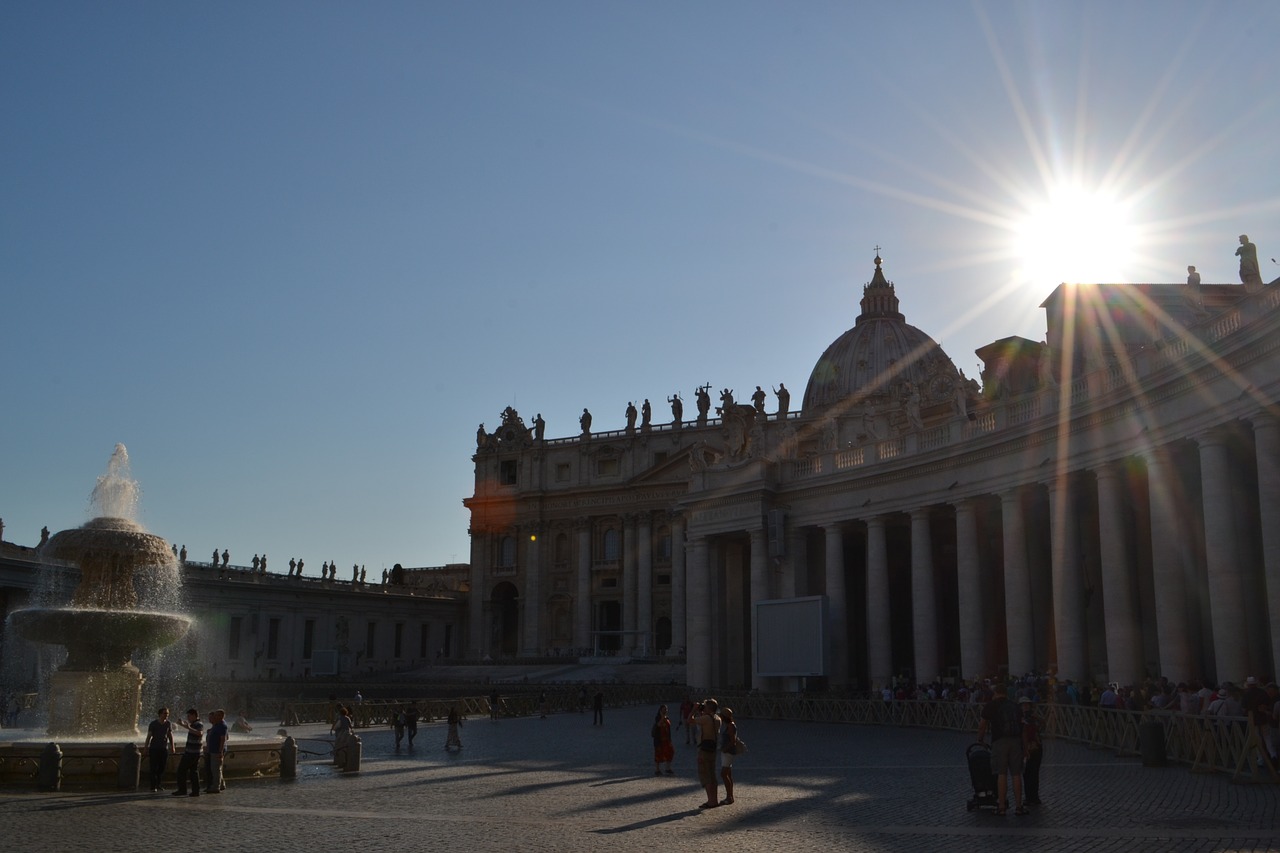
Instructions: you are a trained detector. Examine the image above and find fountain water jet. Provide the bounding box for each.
[6,444,192,737]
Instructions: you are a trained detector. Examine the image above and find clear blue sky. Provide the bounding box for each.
[3,1,1277,574]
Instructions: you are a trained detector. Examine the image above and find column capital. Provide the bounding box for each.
[1093,459,1124,483]
[1194,425,1232,448]
[1250,409,1280,433]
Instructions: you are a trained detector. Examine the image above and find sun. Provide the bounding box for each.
[1012,184,1140,287]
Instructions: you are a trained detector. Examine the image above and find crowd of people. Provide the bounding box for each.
[881,671,1280,814]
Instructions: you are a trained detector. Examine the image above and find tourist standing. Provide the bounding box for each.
[392,706,406,748]
[171,708,203,797]
[489,689,500,721]
[445,706,464,750]
[695,698,721,809]
[719,706,740,805]
[678,697,694,744]
[592,689,604,726]
[405,702,420,746]
[144,707,175,792]
[652,705,674,776]
[204,708,228,793]
[1020,694,1042,805]
[978,683,1026,815]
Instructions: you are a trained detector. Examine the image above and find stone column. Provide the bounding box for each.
[637,513,653,656]
[823,524,848,687]
[1001,488,1034,676]
[1145,450,1195,681]
[910,508,938,683]
[522,526,541,657]
[954,499,985,680]
[686,536,711,689]
[575,521,592,652]
[1048,476,1087,682]
[1253,413,1280,679]
[749,526,769,690]
[622,514,637,652]
[670,512,687,653]
[1198,429,1249,680]
[782,525,805,598]
[468,534,489,658]
[865,516,892,689]
[1095,462,1142,685]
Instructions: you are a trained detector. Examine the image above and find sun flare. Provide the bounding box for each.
[1013,184,1139,287]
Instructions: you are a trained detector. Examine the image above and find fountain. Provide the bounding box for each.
[7,444,192,737]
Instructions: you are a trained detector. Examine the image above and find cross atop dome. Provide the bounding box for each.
[860,250,901,323]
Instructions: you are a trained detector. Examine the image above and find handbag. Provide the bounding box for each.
[729,738,747,755]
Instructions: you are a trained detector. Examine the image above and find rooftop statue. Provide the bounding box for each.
[1237,234,1262,291]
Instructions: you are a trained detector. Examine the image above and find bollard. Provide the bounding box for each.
[118,743,142,790]
[343,734,362,772]
[38,742,63,792]
[280,736,298,780]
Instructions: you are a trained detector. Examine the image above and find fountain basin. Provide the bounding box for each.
[8,609,193,736]
[9,609,192,671]
[0,737,288,790]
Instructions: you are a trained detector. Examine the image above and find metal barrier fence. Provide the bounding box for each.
[707,694,1278,785]
[280,685,684,730]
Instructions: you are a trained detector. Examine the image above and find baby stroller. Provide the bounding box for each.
[965,742,998,811]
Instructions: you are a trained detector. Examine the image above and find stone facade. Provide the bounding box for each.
[466,257,1280,692]
[0,552,468,686]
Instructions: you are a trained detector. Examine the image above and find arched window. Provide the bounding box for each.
[602,528,621,561]
[498,535,516,568]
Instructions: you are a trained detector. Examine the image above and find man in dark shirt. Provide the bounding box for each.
[405,702,420,746]
[144,707,175,792]
[977,682,1026,815]
[172,708,204,796]
[204,709,229,793]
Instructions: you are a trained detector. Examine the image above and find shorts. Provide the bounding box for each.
[990,736,1024,775]
[697,749,717,787]
[721,751,736,768]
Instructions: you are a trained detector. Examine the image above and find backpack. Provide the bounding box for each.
[992,698,1022,739]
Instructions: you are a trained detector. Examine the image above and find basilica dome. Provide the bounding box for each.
[802,255,966,421]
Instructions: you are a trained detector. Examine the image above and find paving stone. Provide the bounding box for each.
[1,702,1276,852]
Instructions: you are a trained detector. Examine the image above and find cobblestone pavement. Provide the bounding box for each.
[3,699,1278,853]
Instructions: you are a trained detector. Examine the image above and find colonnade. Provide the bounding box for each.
[683,413,1279,691]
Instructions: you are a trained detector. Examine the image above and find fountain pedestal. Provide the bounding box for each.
[47,667,145,737]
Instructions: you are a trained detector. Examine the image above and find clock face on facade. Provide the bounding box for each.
[930,374,956,399]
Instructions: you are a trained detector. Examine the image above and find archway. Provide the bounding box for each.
[597,600,621,652]
[655,616,672,653]
[490,582,519,658]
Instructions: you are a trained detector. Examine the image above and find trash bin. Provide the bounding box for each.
[1139,721,1166,767]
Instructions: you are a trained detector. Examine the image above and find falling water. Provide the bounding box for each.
[3,444,192,736]
[89,443,140,521]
